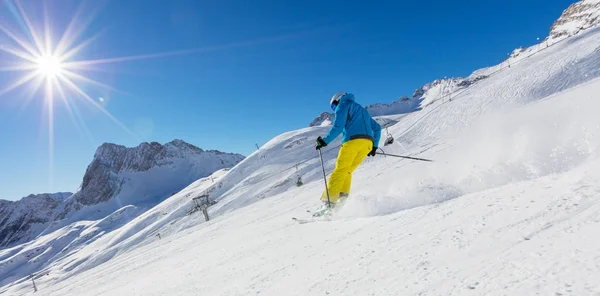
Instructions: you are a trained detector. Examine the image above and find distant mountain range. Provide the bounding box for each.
[0,140,244,249]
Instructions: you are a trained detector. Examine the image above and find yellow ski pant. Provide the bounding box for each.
[321,138,373,204]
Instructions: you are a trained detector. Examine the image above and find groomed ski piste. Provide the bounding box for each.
[2,25,600,296]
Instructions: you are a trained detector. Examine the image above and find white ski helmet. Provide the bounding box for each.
[330,91,347,110]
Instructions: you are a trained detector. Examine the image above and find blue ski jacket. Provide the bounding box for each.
[322,93,382,147]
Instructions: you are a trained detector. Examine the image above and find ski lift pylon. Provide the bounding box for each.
[384,127,394,146]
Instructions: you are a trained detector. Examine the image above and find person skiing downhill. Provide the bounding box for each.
[314,92,382,216]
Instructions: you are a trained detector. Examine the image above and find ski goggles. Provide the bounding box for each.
[330,102,339,111]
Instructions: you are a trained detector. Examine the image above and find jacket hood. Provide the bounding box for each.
[340,93,355,103]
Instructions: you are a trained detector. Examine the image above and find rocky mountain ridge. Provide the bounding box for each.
[547,0,600,41]
[0,192,72,247]
[0,140,244,249]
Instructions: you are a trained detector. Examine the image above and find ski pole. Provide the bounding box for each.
[318,149,332,208]
[375,152,433,162]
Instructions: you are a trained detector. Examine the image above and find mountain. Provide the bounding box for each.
[4,1,600,294]
[309,112,334,127]
[309,74,487,126]
[547,0,600,42]
[309,0,600,125]
[0,193,72,247]
[5,20,600,294]
[0,140,243,250]
[47,192,72,202]
[55,139,244,220]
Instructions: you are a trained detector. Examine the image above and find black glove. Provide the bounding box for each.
[368,146,378,157]
[315,136,327,150]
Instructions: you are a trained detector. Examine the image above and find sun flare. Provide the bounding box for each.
[0,0,216,191]
[0,0,142,190]
[36,54,63,78]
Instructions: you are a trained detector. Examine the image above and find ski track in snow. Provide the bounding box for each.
[3,19,600,296]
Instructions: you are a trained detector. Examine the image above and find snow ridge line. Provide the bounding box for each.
[394,28,595,140]
[251,28,589,185]
[195,26,599,193]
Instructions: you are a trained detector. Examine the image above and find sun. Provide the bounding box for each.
[0,0,142,191]
[0,0,233,191]
[36,54,63,78]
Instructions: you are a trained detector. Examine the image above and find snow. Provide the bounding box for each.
[3,9,600,296]
[0,193,72,247]
[307,0,600,123]
[0,143,243,289]
[6,81,600,294]
[547,0,600,43]
[365,96,422,117]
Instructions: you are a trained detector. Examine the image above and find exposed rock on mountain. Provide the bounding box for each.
[0,192,72,247]
[548,0,600,41]
[0,140,244,249]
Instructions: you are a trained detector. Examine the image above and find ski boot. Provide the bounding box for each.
[338,192,349,204]
[312,201,335,217]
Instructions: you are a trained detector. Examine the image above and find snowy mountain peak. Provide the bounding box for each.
[0,140,244,250]
[73,140,244,207]
[18,192,73,202]
[308,73,489,125]
[92,139,230,175]
[0,192,72,248]
[165,139,203,152]
[364,95,422,117]
[547,0,600,42]
[309,112,334,127]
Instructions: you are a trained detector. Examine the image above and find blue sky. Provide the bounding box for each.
[0,0,575,200]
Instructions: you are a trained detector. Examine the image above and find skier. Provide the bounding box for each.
[314,92,382,215]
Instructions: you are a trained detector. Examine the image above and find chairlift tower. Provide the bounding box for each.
[30,273,37,292]
[191,194,211,221]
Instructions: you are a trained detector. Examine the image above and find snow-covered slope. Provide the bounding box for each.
[309,0,600,124]
[6,59,600,296]
[4,1,600,294]
[0,169,233,291]
[0,140,244,288]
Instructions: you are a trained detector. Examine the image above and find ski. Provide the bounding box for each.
[293,197,352,224]
[292,208,334,223]
[292,216,331,224]
[292,217,318,224]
